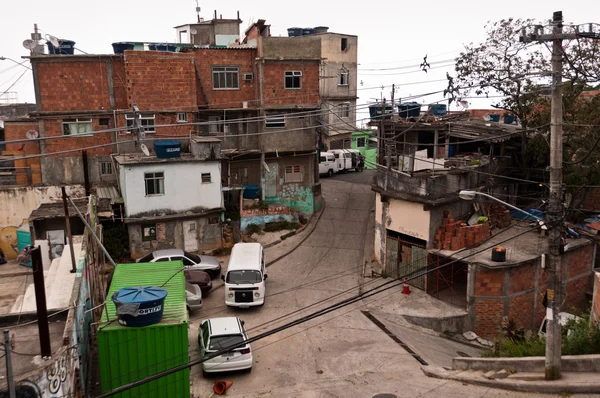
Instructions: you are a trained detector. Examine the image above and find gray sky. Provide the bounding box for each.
[1,0,599,125]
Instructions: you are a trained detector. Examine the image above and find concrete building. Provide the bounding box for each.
[115,139,223,258]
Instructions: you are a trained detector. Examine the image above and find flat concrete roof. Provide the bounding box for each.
[114,152,218,165]
[433,223,591,268]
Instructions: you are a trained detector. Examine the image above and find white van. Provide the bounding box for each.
[319,152,336,177]
[222,243,267,308]
[330,149,361,172]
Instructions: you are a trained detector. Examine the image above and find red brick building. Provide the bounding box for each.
[427,225,596,339]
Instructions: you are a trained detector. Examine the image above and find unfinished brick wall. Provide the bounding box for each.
[41,119,113,157]
[193,48,257,108]
[2,121,42,185]
[434,210,491,250]
[36,58,122,112]
[483,203,512,229]
[470,244,594,339]
[580,187,600,212]
[263,61,320,107]
[124,51,197,110]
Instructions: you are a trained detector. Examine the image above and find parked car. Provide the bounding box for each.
[223,243,267,308]
[137,249,221,277]
[318,151,336,177]
[198,317,253,375]
[185,270,212,296]
[186,282,203,313]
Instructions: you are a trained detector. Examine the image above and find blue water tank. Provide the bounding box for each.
[489,113,501,122]
[504,114,516,124]
[302,28,316,36]
[111,286,168,327]
[398,102,421,118]
[47,39,76,55]
[287,27,303,37]
[148,43,177,52]
[154,140,181,158]
[243,184,260,199]
[429,104,447,116]
[368,103,393,120]
[112,42,135,54]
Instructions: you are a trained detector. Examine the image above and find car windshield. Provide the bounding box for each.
[138,253,153,262]
[226,270,262,284]
[208,334,245,352]
[184,252,201,263]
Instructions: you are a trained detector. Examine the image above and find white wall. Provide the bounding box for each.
[0,185,86,227]
[119,161,222,217]
[375,192,431,241]
[401,149,448,172]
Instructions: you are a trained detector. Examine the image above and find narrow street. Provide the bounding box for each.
[189,172,584,398]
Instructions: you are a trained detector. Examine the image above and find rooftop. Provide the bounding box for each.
[114,152,218,165]
[29,198,112,221]
[433,223,591,268]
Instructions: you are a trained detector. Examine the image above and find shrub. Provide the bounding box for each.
[102,223,130,261]
[246,224,262,235]
[264,221,300,232]
[280,231,296,240]
[299,214,308,225]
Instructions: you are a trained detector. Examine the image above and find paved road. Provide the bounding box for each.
[188,176,586,398]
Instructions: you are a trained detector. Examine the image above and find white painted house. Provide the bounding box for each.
[115,138,224,258]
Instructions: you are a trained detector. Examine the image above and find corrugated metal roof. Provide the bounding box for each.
[100,261,187,331]
[96,186,123,204]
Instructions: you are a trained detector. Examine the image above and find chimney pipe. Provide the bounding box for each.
[220,14,222,19]
[237,11,240,20]
[214,10,217,20]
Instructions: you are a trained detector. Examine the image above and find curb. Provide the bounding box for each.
[266,199,326,267]
[421,365,600,394]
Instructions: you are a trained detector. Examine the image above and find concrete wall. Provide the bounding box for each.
[261,113,317,153]
[128,215,222,258]
[453,354,600,373]
[262,154,316,214]
[261,36,321,60]
[118,161,222,217]
[41,155,117,185]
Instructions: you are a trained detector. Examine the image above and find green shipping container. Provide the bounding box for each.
[97,261,190,398]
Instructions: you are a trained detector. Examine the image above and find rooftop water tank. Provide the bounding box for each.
[314,26,329,34]
[46,39,76,55]
[368,103,393,120]
[287,27,302,37]
[148,43,177,52]
[398,102,421,118]
[428,104,447,116]
[111,286,168,327]
[488,113,501,122]
[154,140,182,158]
[112,42,135,54]
[302,28,316,36]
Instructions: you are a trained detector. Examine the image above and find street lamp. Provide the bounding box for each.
[0,57,32,70]
[459,190,546,228]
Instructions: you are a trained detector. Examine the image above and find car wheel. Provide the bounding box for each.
[327,169,333,177]
[245,366,253,373]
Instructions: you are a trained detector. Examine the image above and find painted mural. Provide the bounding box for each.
[0,220,28,260]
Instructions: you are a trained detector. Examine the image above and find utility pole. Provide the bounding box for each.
[62,186,77,273]
[519,11,600,381]
[32,246,52,359]
[4,330,15,398]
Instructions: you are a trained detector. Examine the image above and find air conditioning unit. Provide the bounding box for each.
[243,72,254,82]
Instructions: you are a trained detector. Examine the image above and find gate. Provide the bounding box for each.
[385,234,426,289]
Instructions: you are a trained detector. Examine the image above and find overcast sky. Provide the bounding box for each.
[1,0,599,126]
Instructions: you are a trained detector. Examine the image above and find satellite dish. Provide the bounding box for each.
[22,40,37,50]
[45,34,60,48]
[140,143,150,157]
[190,28,197,35]
[26,130,39,139]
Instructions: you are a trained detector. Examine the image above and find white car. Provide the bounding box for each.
[198,317,253,374]
[137,248,221,277]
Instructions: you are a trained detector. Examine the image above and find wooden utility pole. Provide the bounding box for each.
[519,11,600,381]
[32,246,52,359]
[62,186,77,273]
[4,330,15,398]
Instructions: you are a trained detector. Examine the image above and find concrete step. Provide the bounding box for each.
[506,372,545,381]
[483,370,497,379]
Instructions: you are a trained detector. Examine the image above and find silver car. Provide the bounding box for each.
[137,248,221,278]
[186,282,203,313]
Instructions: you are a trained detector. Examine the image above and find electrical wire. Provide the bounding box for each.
[0,69,29,98]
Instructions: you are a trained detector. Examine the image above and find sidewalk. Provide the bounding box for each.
[422,365,600,394]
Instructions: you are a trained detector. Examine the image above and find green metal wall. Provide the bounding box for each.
[98,261,190,398]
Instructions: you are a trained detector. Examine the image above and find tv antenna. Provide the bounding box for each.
[45,34,60,48]
[22,40,37,50]
[196,0,201,22]
[140,143,150,157]
[26,130,39,139]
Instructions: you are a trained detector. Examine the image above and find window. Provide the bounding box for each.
[212,66,239,89]
[177,112,188,122]
[99,118,110,126]
[265,114,285,128]
[208,116,225,133]
[337,103,350,118]
[201,173,211,183]
[284,71,302,89]
[171,256,194,266]
[285,165,303,183]
[62,119,93,136]
[338,70,349,86]
[144,172,164,195]
[341,38,348,51]
[125,114,155,133]
[179,30,187,43]
[356,137,366,148]
[142,224,156,241]
[100,161,113,175]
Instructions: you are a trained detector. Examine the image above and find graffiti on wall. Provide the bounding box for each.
[0,348,77,398]
[0,220,27,260]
